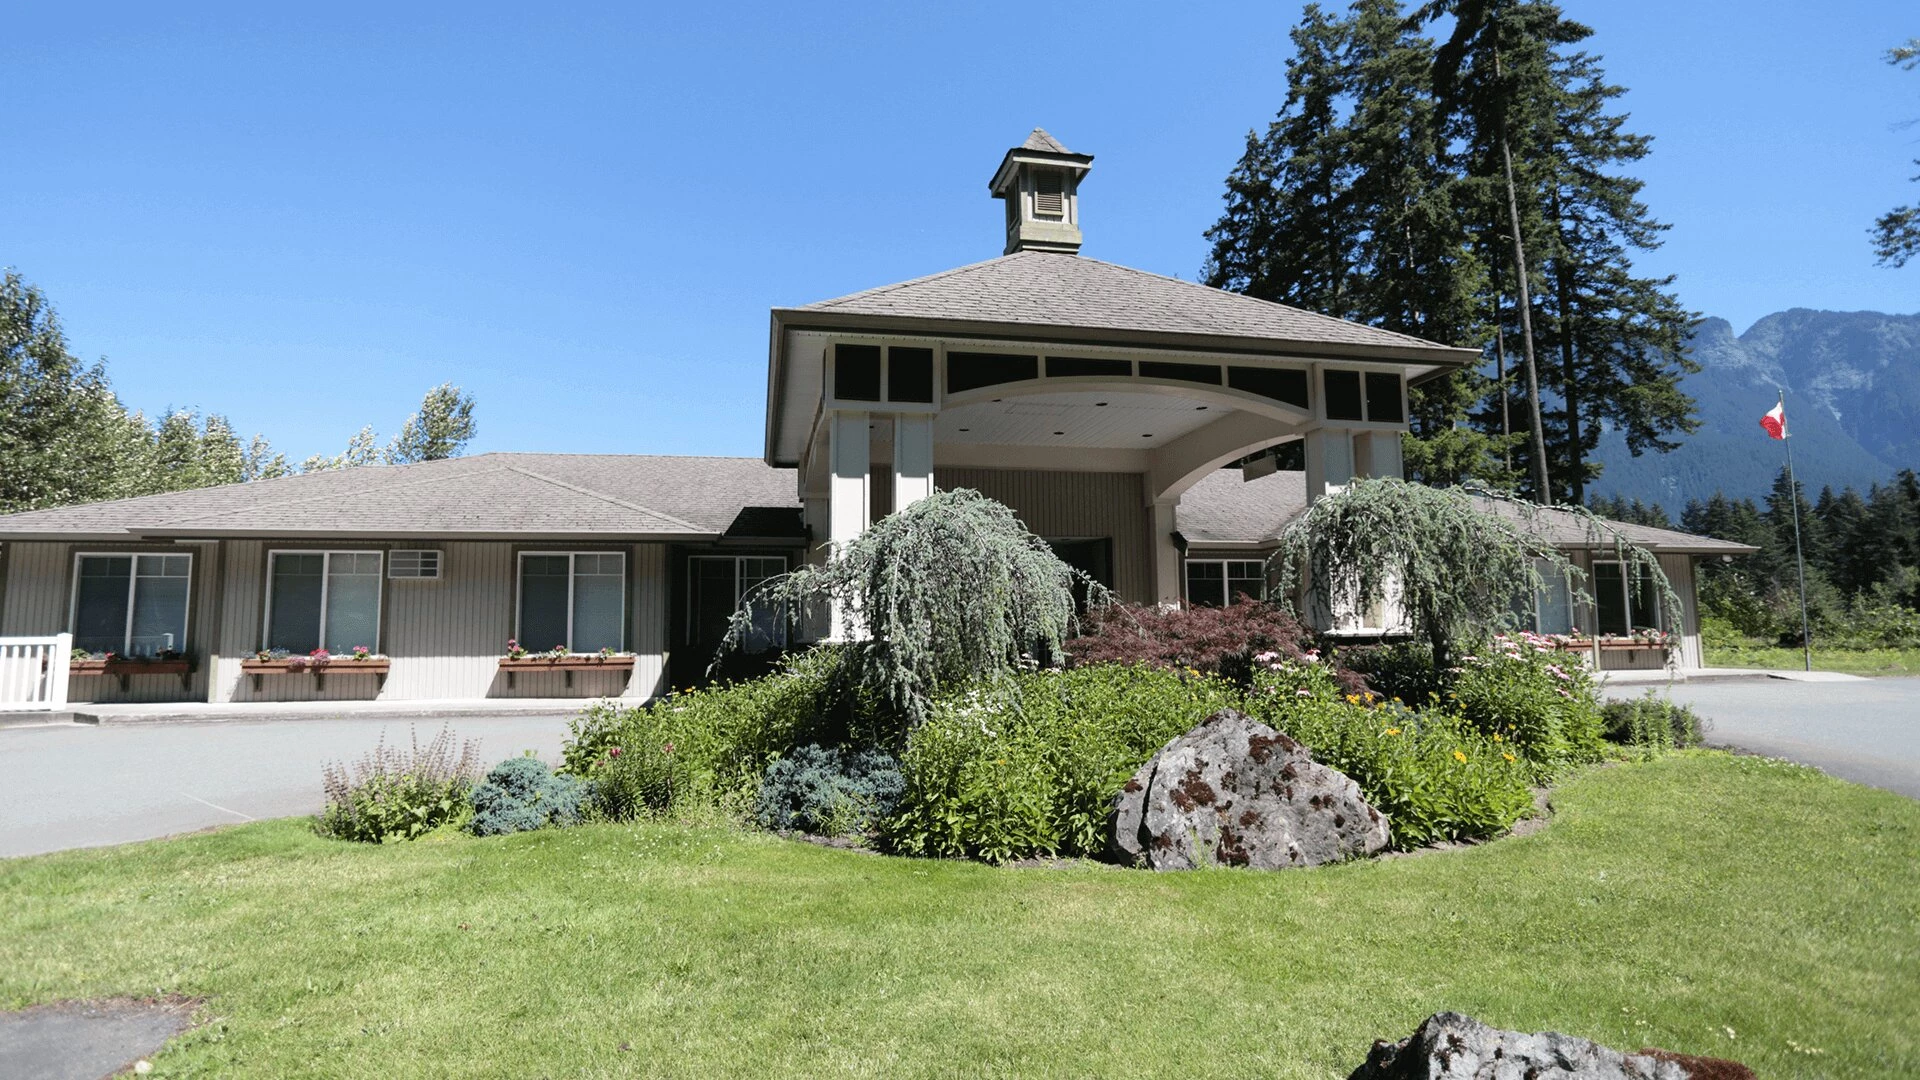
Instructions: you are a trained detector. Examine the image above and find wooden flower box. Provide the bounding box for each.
[1548,638,1596,652]
[1596,639,1668,652]
[69,656,196,691]
[497,654,635,689]
[241,657,391,691]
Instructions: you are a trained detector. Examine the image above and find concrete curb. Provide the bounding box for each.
[85,704,598,726]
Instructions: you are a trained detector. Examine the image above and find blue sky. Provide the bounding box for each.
[3,1,1914,464]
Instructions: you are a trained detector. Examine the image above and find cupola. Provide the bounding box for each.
[989,128,1094,255]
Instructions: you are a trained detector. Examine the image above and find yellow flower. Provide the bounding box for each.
[1346,694,1361,704]
[1384,727,1402,736]
[1452,750,1468,763]
[1492,733,1502,742]
[1503,752,1516,762]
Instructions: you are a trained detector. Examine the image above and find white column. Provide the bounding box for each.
[891,413,935,511]
[828,411,871,639]
[1366,430,1404,479]
[1150,499,1182,607]
[1304,428,1354,502]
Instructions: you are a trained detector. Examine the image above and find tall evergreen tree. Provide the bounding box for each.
[1872,39,1920,267]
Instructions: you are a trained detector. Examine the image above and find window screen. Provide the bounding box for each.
[72,556,134,654]
[1534,560,1574,634]
[324,553,382,653]
[1365,372,1404,423]
[1228,366,1310,408]
[1593,561,1628,636]
[519,553,626,652]
[833,344,882,402]
[571,553,625,653]
[887,347,934,403]
[1323,370,1364,421]
[266,553,326,652]
[519,555,572,652]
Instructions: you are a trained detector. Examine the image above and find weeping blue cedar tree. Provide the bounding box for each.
[717,489,1111,726]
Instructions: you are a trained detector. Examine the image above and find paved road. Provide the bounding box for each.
[0,716,577,858]
[1608,676,1920,799]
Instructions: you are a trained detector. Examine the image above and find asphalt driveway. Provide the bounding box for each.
[0,715,577,858]
[1610,676,1920,799]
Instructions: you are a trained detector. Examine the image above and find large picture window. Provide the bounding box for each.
[1513,559,1575,635]
[519,552,626,653]
[266,551,382,653]
[1592,560,1660,636]
[688,556,788,655]
[1185,559,1266,608]
[71,554,191,656]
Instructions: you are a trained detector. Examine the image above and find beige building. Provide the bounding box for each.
[0,130,1751,706]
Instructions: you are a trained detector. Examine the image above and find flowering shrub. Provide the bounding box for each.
[884,664,1243,861]
[753,744,904,836]
[1447,633,1606,776]
[505,638,527,660]
[586,739,692,821]
[1246,662,1535,848]
[1064,599,1367,693]
[317,725,481,842]
[560,646,870,808]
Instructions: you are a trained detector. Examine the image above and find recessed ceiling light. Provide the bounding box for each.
[957,427,970,432]
[1053,431,1065,436]
[1142,433,1154,438]
[1095,402,1108,407]
[1195,405,1208,411]
[991,398,1002,403]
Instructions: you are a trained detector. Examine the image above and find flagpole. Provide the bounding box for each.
[1780,390,1813,672]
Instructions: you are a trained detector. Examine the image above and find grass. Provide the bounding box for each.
[1705,643,1920,676]
[4,753,1917,1078]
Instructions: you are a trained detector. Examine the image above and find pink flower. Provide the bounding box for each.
[608,746,622,758]
[662,742,675,755]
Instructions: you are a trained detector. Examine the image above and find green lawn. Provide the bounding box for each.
[1705,643,1920,676]
[4,753,1916,1078]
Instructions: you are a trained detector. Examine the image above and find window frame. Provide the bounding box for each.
[685,554,790,650]
[1318,366,1408,427]
[1183,557,1267,608]
[68,551,194,656]
[1523,558,1577,635]
[516,550,629,653]
[1591,558,1661,637]
[262,549,385,653]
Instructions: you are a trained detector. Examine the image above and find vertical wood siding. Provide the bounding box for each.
[0,541,215,703]
[207,539,671,702]
[933,468,1151,602]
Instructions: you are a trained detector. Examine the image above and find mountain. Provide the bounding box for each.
[1588,309,1920,509]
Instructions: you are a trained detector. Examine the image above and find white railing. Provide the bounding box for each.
[0,633,71,710]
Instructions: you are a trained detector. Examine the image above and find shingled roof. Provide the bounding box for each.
[1177,469,1759,555]
[0,454,804,541]
[778,250,1476,362]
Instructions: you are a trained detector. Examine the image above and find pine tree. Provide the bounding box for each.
[1872,39,1920,267]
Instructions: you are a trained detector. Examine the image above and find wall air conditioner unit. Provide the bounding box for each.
[388,550,442,579]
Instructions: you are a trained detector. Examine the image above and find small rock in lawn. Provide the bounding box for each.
[1106,707,1388,870]
[1348,1011,1754,1079]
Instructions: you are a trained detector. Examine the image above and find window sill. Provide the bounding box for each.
[498,655,635,671]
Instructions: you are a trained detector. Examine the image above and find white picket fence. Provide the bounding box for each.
[0,634,71,710]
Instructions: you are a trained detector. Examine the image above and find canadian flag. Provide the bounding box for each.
[1760,400,1787,440]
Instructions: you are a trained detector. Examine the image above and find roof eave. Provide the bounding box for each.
[767,308,1480,368]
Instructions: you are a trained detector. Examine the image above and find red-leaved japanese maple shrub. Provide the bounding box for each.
[1063,599,1367,694]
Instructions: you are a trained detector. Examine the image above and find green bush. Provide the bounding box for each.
[1246,665,1536,848]
[561,646,878,813]
[1446,633,1606,777]
[1601,692,1707,756]
[467,757,588,836]
[317,725,480,843]
[586,740,693,821]
[753,745,904,836]
[884,664,1243,861]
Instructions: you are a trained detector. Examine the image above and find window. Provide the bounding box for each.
[519,552,625,653]
[1323,369,1405,423]
[71,554,191,656]
[688,556,788,654]
[266,551,382,653]
[888,347,935,403]
[833,344,882,402]
[1514,559,1575,634]
[1185,559,1266,608]
[946,352,1038,394]
[388,550,441,579]
[1228,366,1310,409]
[1592,560,1660,636]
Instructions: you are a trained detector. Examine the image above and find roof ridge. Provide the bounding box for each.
[799,254,1022,311]
[503,465,706,533]
[1068,254,1454,350]
[159,464,511,526]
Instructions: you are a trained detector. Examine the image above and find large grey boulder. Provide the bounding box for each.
[1348,1012,1754,1080]
[1107,708,1388,870]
